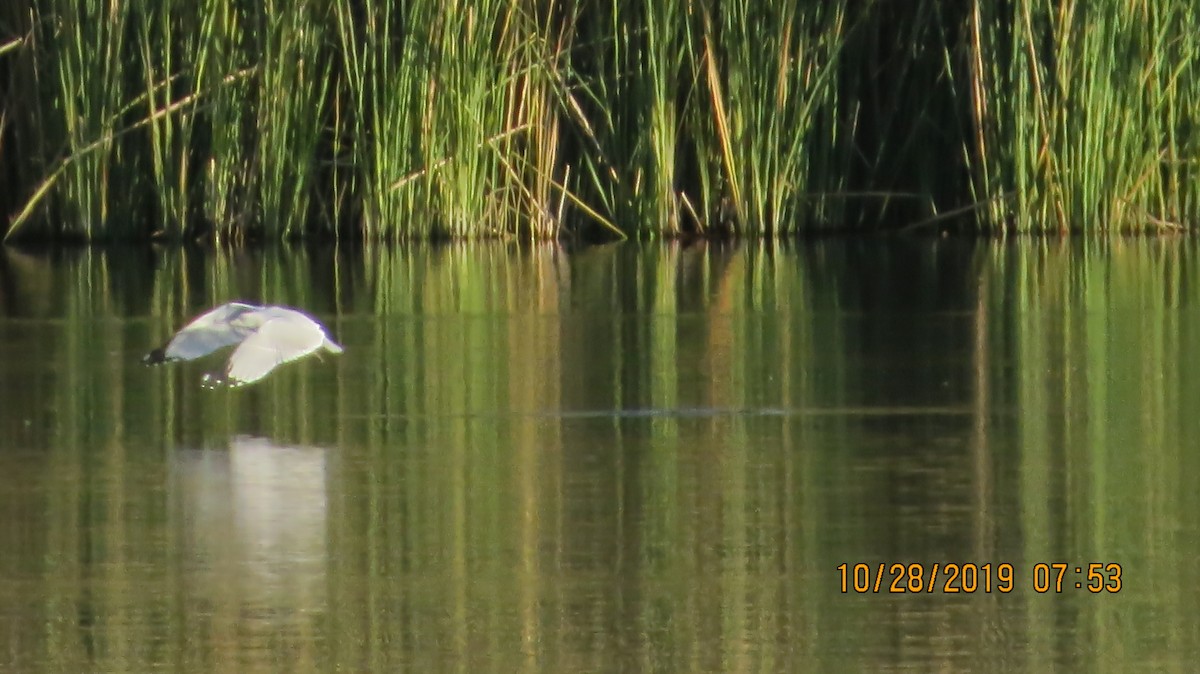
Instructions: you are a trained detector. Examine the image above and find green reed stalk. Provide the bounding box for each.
[135,0,185,237]
[255,0,329,239]
[694,1,849,234]
[562,0,687,238]
[964,0,1200,232]
[6,0,1200,239]
[426,0,503,238]
[332,0,566,240]
[332,0,425,239]
[642,0,686,237]
[496,3,567,240]
[134,0,235,239]
[33,0,136,238]
[194,0,255,241]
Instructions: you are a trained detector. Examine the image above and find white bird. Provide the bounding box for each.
[144,302,343,387]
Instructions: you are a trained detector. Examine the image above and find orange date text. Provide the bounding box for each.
[837,562,1015,593]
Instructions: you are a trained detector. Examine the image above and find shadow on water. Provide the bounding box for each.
[2,239,1200,671]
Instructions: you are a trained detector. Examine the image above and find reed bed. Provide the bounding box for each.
[2,0,1199,241]
[964,0,1200,232]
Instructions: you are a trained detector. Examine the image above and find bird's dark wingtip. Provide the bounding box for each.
[143,347,168,365]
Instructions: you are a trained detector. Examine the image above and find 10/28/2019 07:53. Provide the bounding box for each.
[836,562,1123,594]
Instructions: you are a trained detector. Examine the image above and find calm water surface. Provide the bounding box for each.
[1,240,1198,672]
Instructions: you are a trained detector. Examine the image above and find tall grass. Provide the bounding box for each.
[31,0,138,238]
[693,1,849,233]
[255,0,329,239]
[962,0,1200,232]
[562,1,682,236]
[4,0,1200,240]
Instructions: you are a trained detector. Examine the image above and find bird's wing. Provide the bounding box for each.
[219,316,326,386]
[259,306,344,355]
[157,302,263,362]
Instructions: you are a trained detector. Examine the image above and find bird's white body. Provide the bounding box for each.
[145,302,343,387]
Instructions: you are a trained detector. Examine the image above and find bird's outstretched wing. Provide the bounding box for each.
[209,315,328,386]
[144,302,261,364]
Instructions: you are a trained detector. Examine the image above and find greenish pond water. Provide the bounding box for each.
[1,240,1197,672]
